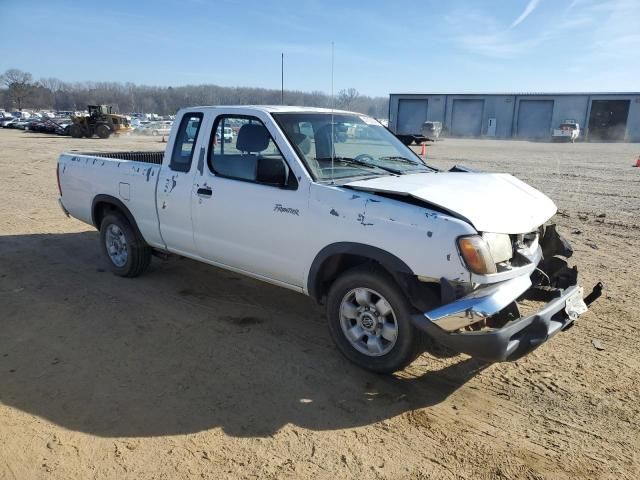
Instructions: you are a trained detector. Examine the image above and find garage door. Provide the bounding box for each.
[451,100,483,137]
[397,99,428,135]
[517,100,554,139]
[588,100,630,141]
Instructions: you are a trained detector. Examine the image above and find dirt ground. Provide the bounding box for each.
[1,129,638,479]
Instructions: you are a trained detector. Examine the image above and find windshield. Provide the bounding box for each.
[273,112,432,181]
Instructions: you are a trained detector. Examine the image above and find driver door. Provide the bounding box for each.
[191,113,308,288]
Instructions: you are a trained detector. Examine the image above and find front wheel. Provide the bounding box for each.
[326,266,427,373]
[99,213,151,277]
[69,124,83,138]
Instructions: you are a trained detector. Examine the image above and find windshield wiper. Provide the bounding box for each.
[378,156,435,172]
[315,157,401,175]
[378,155,429,166]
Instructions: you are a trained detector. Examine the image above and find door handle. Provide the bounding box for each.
[197,187,212,197]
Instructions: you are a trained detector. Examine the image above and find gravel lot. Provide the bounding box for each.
[1,129,639,479]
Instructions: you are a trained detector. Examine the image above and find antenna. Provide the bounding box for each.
[330,41,335,183]
[281,52,284,105]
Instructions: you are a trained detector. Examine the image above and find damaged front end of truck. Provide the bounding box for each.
[411,224,603,362]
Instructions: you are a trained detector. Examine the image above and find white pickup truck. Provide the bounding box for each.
[57,106,602,373]
[552,121,580,143]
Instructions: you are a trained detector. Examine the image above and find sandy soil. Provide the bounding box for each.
[1,129,638,479]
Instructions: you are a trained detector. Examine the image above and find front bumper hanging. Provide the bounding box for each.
[411,279,602,362]
[411,224,603,362]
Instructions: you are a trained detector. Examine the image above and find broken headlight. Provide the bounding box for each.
[482,232,513,264]
[457,235,497,275]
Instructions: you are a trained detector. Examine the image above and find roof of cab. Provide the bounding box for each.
[185,105,358,115]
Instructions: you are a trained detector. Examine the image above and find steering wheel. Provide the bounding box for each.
[354,153,376,163]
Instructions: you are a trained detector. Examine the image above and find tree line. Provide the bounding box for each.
[0,69,389,118]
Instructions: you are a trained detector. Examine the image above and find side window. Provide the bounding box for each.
[209,115,293,187]
[170,113,203,172]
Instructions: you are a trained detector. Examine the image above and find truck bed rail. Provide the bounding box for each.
[77,151,165,165]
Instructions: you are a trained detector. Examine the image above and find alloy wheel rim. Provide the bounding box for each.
[105,224,128,267]
[339,287,398,357]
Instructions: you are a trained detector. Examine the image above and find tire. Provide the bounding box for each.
[326,265,427,373]
[99,212,151,277]
[96,124,111,139]
[69,124,83,138]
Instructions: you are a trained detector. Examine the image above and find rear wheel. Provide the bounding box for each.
[99,213,151,277]
[326,266,427,373]
[96,124,111,139]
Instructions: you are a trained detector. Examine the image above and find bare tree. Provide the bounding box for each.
[39,77,64,92]
[336,88,360,109]
[1,69,35,111]
[0,69,389,117]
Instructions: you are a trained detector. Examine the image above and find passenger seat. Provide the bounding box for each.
[212,123,271,181]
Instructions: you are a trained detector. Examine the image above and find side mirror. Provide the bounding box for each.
[256,156,289,188]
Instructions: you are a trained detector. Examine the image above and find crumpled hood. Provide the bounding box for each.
[345,172,557,234]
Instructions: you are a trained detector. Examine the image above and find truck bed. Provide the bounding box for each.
[74,151,165,164]
[58,151,165,249]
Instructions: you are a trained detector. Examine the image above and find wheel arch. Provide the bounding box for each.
[307,243,412,300]
[91,195,146,242]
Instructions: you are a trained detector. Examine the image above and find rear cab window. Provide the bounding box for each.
[169,113,203,172]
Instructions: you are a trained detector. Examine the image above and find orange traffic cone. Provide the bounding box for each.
[420,142,426,157]
[634,156,640,167]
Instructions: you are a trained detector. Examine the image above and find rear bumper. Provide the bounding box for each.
[411,279,603,362]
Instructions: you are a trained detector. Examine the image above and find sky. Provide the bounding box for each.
[1,0,639,97]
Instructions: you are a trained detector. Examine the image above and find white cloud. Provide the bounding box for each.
[446,0,639,62]
[511,0,542,28]
[445,9,547,58]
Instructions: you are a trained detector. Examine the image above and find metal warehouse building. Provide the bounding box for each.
[389,93,640,142]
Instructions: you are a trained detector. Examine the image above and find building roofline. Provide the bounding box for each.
[389,92,640,96]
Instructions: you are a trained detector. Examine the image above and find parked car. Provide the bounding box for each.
[26,118,70,135]
[390,119,441,145]
[136,121,172,136]
[57,106,601,374]
[11,111,30,120]
[422,121,443,141]
[553,121,580,143]
[12,118,34,130]
[215,126,235,143]
[0,117,18,128]
[354,124,379,140]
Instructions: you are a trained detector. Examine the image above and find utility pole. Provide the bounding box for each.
[281,53,284,105]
